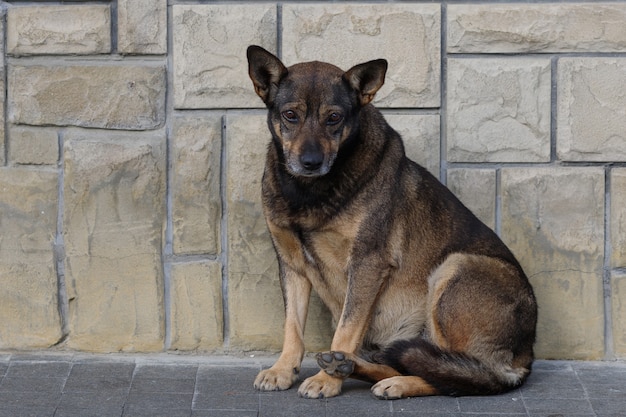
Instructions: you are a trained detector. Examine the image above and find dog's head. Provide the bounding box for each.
[247,45,387,177]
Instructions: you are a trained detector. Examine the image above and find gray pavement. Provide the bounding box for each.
[0,352,624,417]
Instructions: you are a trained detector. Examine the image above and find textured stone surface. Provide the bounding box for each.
[384,114,440,177]
[169,261,223,351]
[447,169,496,230]
[171,114,222,255]
[226,114,332,351]
[612,271,626,358]
[501,167,605,359]
[0,72,4,166]
[282,3,440,108]
[448,4,626,53]
[0,168,61,348]
[63,129,166,352]
[6,5,111,56]
[557,58,626,162]
[172,4,277,109]
[118,0,167,55]
[8,64,165,130]
[611,169,626,268]
[447,58,551,163]
[9,127,58,166]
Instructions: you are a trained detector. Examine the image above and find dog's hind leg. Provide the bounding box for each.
[316,350,402,383]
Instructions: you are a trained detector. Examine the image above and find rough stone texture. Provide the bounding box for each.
[448,4,626,53]
[171,114,222,255]
[0,168,61,348]
[6,5,111,56]
[447,58,551,163]
[8,64,165,130]
[226,114,333,351]
[501,167,605,359]
[0,73,5,167]
[118,0,167,55]
[172,4,277,109]
[557,58,626,162]
[612,271,626,358]
[611,169,626,268]
[62,129,166,352]
[169,261,223,351]
[9,127,58,166]
[384,114,440,177]
[282,4,440,108]
[446,169,496,230]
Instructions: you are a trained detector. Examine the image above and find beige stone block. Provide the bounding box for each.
[170,261,223,351]
[226,114,332,351]
[173,4,277,109]
[7,5,111,56]
[63,129,166,352]
[0,74,4,166]
[446,169,496,230]
[557,58,626,162]
[118,0,166,54]
[612,271,626,358]
[172,114,222,255]
[384,114,440,178]
[9,126,58,166]
[448,4,626,53]
[0,168,62,348]
[501,167,605,359]
[611,169,626,268]
[282,4,440,108]
[447,58,551,163]
[8,64,165,130]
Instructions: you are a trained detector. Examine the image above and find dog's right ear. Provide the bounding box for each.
[247,45,288,106]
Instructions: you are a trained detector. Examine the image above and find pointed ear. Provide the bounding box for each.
[343,59,388,106]
[246,45,288,105]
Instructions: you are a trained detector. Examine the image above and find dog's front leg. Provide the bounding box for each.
[254,263,311,391]
[298,261,387,399]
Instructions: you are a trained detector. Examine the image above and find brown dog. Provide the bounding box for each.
[246,45,537,400]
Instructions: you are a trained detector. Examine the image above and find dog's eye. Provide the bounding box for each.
[327,112,343,125]
[282,110,298,123]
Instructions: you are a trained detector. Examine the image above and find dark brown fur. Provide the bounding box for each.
[246,45,537,400]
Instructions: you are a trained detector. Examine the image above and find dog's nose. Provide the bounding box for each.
[300,152,324,171]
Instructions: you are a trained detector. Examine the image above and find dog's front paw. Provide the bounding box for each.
[297,371,343,399]
[254,366,299,391]
[316,351,355,378]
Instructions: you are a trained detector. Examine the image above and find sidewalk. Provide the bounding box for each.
[0,352,624,417]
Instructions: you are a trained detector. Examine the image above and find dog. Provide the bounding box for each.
[246,45,537,400]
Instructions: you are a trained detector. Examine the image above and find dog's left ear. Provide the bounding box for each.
[343,59,388,106]
[247,45,288,106]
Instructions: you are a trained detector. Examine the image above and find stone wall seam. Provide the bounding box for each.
[603,167,614,359]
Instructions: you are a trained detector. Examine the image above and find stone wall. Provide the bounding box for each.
[0,1,625,360]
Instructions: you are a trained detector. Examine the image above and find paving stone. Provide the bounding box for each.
[0,168,61,349]
[133,365,198,380]
[384,113,440,178]
[282,3,440,108]
[171,114,222,255]
[447,58,551,163]
[63,130,166,352]
[446,168,496,230]
[6,362,71,378]
[457,395,526,413]
[501,167,605,359]
[8,64,166,130]
[118,0,167,55]
[557,58,626,162]
[6,5,110,56]
[169,261,224,351]
[8,126,58,165]
[611,169,626,267]
[172,4,277,109]
[448,3,626,53]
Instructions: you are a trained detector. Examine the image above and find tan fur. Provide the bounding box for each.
[247,46,537,400]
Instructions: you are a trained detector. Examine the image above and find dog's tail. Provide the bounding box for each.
[380,338,531,396]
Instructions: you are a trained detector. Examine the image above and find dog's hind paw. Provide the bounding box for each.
[316,351,355,378]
